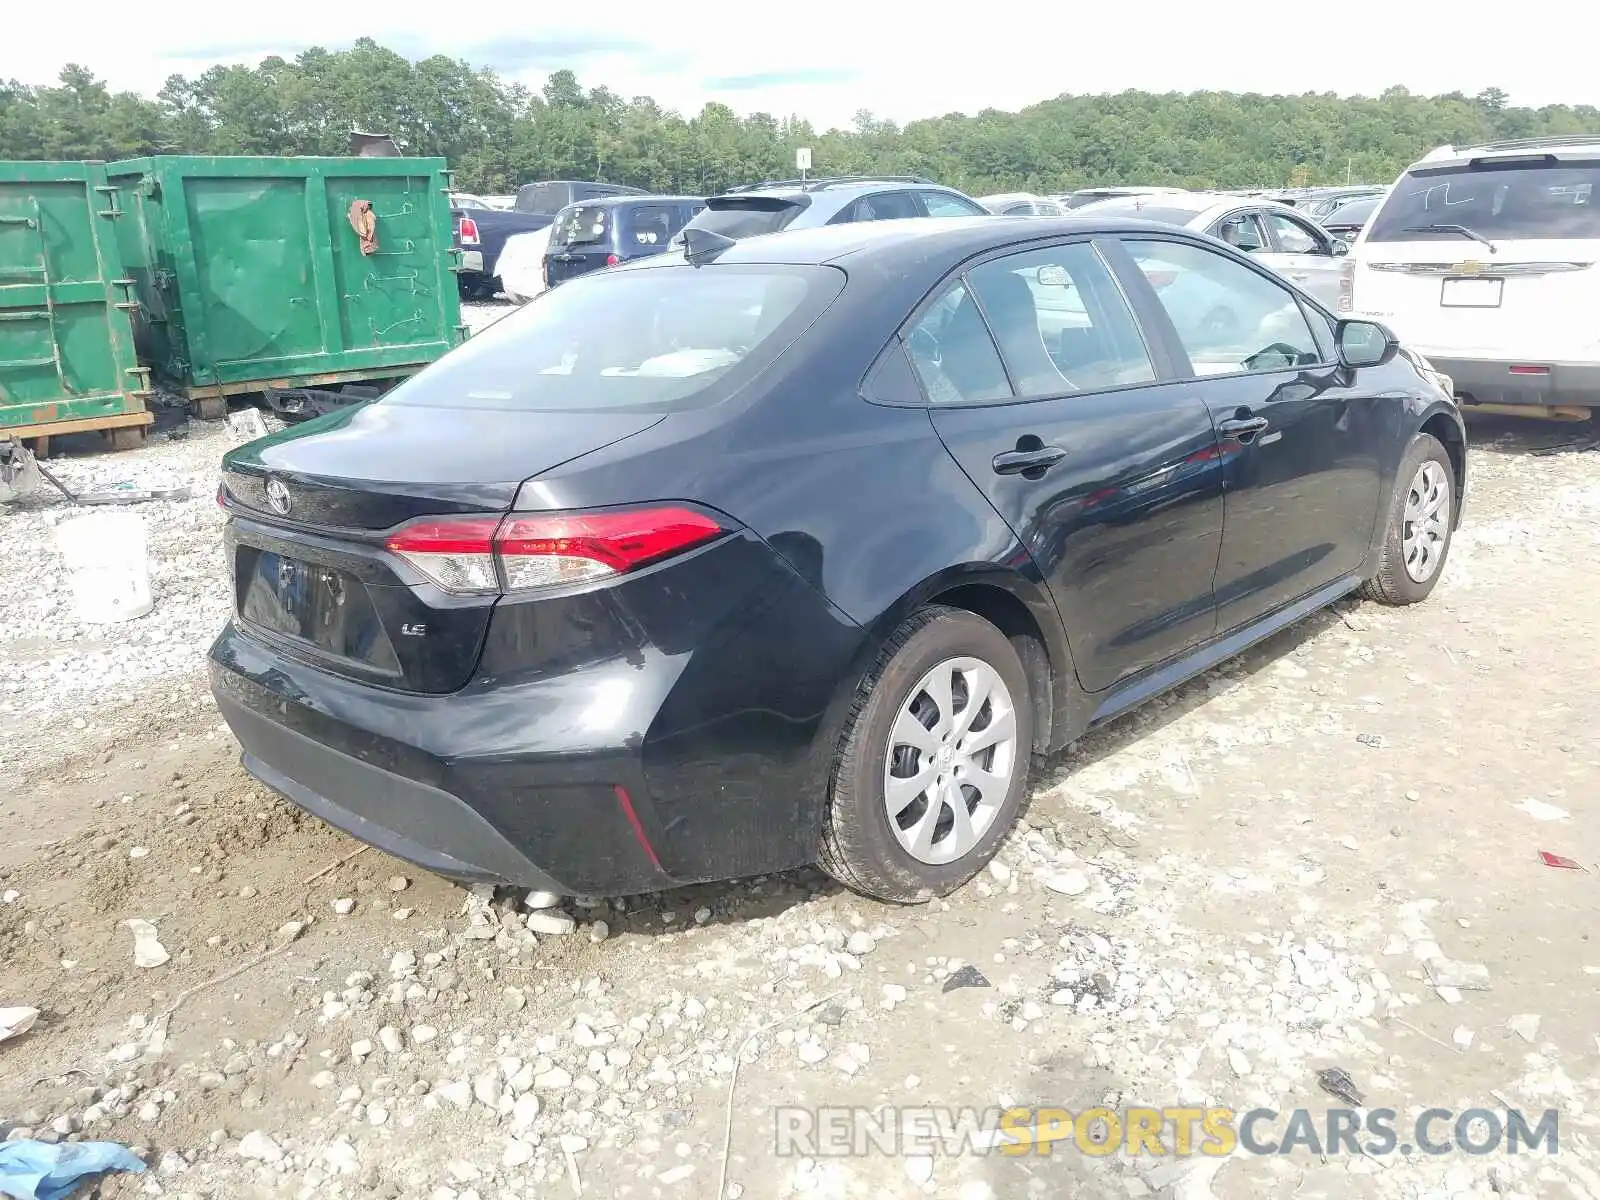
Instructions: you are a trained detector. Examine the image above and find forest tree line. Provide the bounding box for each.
[3,40,1597,196]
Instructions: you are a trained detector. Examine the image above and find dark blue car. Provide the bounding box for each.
[542,196,706,288]
[211,216,1466,903]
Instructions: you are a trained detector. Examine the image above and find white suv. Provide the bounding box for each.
[1349,136,1600,416]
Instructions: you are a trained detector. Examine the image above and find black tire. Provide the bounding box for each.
[1361,432,1456,605]
[819,606,1035,903]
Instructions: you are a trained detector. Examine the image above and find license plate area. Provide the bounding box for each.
[1440,277,1503,307]
[236,548,401,674]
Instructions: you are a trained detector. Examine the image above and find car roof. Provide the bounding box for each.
[715,177,948,200]
[556,194,705,209]
[639,214,1210,270]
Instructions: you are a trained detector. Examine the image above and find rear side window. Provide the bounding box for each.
[623,204,680,246]
[382,265,842,414]
[550,206,609,248]
[1367,161,1600,242]
[689,196,810,239]
[904,283,1012,405]
[922,190,987,217]
[853,191,924,221]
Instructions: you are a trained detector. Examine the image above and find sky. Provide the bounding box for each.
[4,3,1595,131]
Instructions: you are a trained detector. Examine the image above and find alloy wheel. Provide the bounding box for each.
[883,656,1018,865]
[1402,460,1450,583]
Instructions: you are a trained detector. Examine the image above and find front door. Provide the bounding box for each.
[1259,209,1346,309]
[910,238,1225,693]
[1117,237,1384,631]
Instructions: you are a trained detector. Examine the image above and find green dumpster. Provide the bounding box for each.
[105,155,467,419]
[0,161,152,448]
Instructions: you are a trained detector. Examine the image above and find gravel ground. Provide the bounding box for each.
[2,397,1599,1200]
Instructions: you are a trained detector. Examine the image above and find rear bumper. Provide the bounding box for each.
[207,532,869,895]
[1424,354,1600,408]
[210,631,669,893]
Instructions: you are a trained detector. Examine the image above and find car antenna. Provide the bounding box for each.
[681,227,736,266]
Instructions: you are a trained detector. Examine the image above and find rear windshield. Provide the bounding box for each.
[1366,161,1600,242]
[687,196,810,239]
[550,205,610,248]
[1325,197,1379,226]
[382,265,844,414]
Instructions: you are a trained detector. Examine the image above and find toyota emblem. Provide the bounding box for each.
[264,478,292,516]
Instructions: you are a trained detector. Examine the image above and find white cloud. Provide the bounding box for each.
[3,0,1592,131]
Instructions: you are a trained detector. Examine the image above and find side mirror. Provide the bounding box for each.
[1335,318,1397,369]
[1331,239,1350,257]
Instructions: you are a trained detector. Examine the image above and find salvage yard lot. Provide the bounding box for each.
[2,396,1599,1199]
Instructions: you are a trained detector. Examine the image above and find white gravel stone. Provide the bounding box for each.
[378,1026,403,1053]
[237,1131,283,1163]
[411,1025,438,1046]
[331,898,355,915]
[502,1139,535,1168]
[511,1093,541,1130]
[1045,870,1091,897]
[525,911,577,935]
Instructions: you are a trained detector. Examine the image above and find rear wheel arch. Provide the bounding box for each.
[923,581,1058,755]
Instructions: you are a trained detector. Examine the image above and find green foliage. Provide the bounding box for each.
[3,47,1598,195]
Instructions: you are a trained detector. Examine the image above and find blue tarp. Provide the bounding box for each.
[0,1140,145,1200]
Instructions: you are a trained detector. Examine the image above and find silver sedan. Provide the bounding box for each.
[1072,191,1352,311]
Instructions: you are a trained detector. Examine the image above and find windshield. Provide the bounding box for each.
[686,197,810,240]
[1366,161,1600,242]
[382,265,844,414]
[550,206,611,248]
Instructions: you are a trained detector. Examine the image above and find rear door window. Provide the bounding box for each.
[968,242,1156,395]
[550,205,610,248]
[904,283,1012,405]
[624,204,675,247]
[1211,212,1269,252]
[855,191,925,221]
[1366,161,1600,242]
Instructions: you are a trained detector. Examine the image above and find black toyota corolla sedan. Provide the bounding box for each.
[210,215,1466,903]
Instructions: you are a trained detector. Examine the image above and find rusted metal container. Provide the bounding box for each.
[0,160,151,448]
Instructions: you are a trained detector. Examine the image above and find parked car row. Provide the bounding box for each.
[213,173,1467,906]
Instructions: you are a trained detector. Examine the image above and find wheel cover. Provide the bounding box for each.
[1402,460,1451,583]
[883,656,1018,866]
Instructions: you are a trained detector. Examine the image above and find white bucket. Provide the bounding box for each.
[55,511,154,623]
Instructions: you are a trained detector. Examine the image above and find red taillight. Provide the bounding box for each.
[216,482,227,509]
[605,253,620,267]
[385,507,725,595]
[1509,364,1550,376]
[458,217,480,246]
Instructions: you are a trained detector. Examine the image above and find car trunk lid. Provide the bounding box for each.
[222,400,666,693]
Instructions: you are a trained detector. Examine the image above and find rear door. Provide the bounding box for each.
[1260,209,1345,308]
[915,238,1225,693]
[545,204,613,284]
